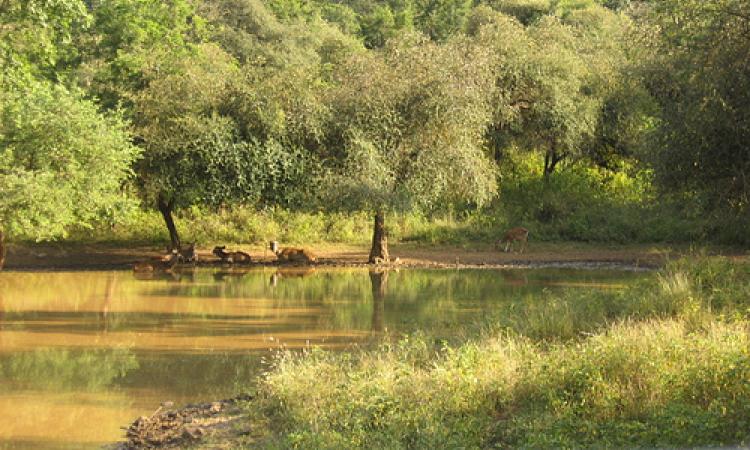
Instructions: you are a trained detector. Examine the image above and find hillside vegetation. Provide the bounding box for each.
[1,0,748,259]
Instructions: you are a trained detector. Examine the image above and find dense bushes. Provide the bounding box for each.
[69,155,747,246]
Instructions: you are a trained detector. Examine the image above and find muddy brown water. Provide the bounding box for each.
[0,267,647,449]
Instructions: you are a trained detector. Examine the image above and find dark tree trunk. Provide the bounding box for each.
[368,211,389,263]
[0,229,5,271]
[543,141,563,181]
[157,194,181,250]
[369,269,388,332]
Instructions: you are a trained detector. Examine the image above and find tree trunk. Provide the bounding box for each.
[368,211,389,263]
[157,194,181,250]
[0,228,5,271]
[543,141,563,181]
[369,270,388,332]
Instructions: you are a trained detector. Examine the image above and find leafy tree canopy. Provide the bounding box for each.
[0,0,89,86]
[324,33,498,213]
[639,0,750,214]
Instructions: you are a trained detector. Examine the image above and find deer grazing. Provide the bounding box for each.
[497,227,529,253]
[133,250,181,273]
[212,246,252,264]
[269,241,317,264]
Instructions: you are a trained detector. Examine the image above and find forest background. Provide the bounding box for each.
[1,0,748,262]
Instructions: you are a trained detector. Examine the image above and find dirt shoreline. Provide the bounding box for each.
[0,241,696,271]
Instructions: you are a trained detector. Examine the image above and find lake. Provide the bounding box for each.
[0,267,646,449]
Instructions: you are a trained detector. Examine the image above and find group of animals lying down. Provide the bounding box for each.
[132,226,530,273]
[132,241,317,272]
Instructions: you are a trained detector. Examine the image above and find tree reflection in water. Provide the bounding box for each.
[369,269,388,333]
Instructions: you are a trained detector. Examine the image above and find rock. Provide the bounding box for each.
[182,426,205,440]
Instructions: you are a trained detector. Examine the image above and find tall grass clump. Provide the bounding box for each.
[245,257,750,448]
[501,319,750,448]
[259,334,532,449]
[256,320,750,449]
[482,256,750,342]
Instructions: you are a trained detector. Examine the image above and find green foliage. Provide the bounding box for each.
[0,0,89,84]
[130,42,323,211]
[469,3,638,179]
[80,0,201,108]
[413,0,473,41]
[130,44,245,207]
[486,0,552,25]
[70,206,374,245]
[0,81,140,239]
[2,0,748,246]
[324,33,498,214]
[640,0,750,221]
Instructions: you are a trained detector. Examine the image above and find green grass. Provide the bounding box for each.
[228,256,750,449]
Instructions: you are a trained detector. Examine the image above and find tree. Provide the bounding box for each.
[474,6,630,179]
[485,0,552,25]
[0,81,140,269]
[359,3,413,48]
[325,34,497,262]
[130,44,247,248]
[639,0,750,217]
[562,5,650,170]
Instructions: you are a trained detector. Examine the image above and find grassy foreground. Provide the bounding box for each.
[220,257,750,449]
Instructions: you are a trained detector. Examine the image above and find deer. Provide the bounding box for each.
[167,242,198,263]
[133,250,181,273]
[496,227,529,253]
[212,246,252,264]
[269,241,317,264]
[178,242,197,263]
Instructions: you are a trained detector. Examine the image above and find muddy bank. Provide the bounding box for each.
[109,395,254,450]
[0,242,688,271]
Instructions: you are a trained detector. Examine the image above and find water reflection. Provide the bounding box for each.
[269,267,317,287]
[0,267,644,448]
[370,270,388,333]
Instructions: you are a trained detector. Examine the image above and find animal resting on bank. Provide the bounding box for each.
[269,241,317,263]
[165,243,197,263]
[133,250,181,272]
[212,246,252,264]
[177,242,197,263]
[497,227,529,253]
